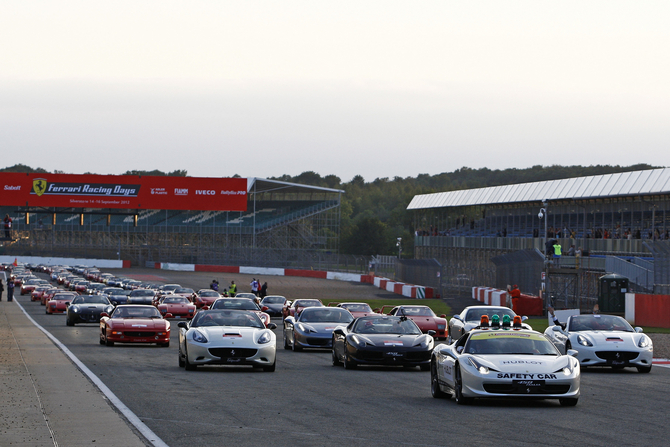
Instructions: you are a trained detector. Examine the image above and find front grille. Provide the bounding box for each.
[209,348,257,358]
[306,337,331,346]
[595,351,639,361]
[484,383,571,395]
[405,351,431,361]
[356,350,385,360]
[124,331,155,337]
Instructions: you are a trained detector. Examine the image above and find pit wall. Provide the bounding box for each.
[155,263,438,299]
[471,286,544,316]
[625,293,670,328]
[0,256,130,269]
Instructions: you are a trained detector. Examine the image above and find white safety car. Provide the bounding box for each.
[543,313,653,373]
[431,316,580,406]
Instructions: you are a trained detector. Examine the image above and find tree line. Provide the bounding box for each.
[1,163,658,256]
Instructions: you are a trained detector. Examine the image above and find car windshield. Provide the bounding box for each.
[341,303,372,312]
[112,306,162,319]
[212,299,258,310]
[175,288,194,294]
[353,317,422,335]
[163,297,189,304]
[199,291,220,297]
[53,294,77,301]
[162,285,180,292]
[464,307,516,322]
[568,315,634,332]
[191,310,264,328]
[104,288,124,294]
[397,306,435,317]
[465,332,559,355]
[262,296,285,304]
[72,296,110,305]
[130,289,154,297]
[299,308,354,323]
[295,300,322,308]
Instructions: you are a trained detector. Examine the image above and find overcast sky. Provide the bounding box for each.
[1,1,668,182]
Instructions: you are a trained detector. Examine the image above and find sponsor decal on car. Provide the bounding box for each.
[501,360,544,365]
[496,373,558,380]
[384,341,404,346]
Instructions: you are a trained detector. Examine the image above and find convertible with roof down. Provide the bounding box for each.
[544,313,653,373]
[177,310,277,371]
[431,315,580,406]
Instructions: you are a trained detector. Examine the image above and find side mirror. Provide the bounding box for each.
[202,306,209,310]
[164,313,174,319]
[65,302,70,307]
[267,323,277,330]
[261,306,269,311]
[427,330,436,336]
[521,316,528,321]
[440,314,447,318]
[552,326,562,332]
[100,312,109,318]
[567,349,579,358]
[456,346,464,354]
[452,315,462,322]
[177,321,188,329]
[635,327,644,333]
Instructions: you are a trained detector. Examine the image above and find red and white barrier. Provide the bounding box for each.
[626,293,670,328]
[1,256,130,269]
[153,262,437,299]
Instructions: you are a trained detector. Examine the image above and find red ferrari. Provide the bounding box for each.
[335,302,378,318]
[381,305,448,340]
[281,299,324,319]
[46,292,79,314]
[31,286,53,302]
[193,289,221,309]
[99,305,172,347]
[157,296,196,319]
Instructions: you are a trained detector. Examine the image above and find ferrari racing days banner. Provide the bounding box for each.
[0,173,248,211]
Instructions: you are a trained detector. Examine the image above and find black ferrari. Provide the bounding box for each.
[332,315,434,370]
[66,295,114,326]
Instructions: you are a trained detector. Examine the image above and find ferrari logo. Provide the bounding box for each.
[231,350,235,355]
[32,178,47,196]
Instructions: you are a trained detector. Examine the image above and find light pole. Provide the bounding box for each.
[538,201,548,257]
[538,201,549,309]
[396,237,402,259]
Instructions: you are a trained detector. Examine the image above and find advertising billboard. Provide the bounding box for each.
[0,173,247,211]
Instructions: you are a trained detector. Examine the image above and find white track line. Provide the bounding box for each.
[13,299,169,447]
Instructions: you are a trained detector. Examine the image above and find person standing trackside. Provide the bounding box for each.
[229,281,237,296]
[0,279,4,301]
[3,214,12,239]
[553,241,562,267]
[7,279,14,301]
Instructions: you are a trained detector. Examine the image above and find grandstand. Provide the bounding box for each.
[0,178,349,270]
[407,167,670,308]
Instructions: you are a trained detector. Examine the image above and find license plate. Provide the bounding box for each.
[513,380,544,387]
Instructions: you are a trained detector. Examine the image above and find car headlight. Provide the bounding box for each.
[554,362,573,375]
[297,323,314,333]
[638,335,652,348]
[258,331,272,344]
[350,334,365,347]
[72,307,79,313]
[468,357,495,374]
[577,335,593,347]
[192,330,208,343]
[414,336,433,349]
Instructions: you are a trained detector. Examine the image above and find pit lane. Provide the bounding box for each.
[19,269,670,447]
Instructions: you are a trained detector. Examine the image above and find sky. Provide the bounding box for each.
[1,1,668,182]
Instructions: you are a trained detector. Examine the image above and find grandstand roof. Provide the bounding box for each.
[407,168,670,210]
[248,178,344,195]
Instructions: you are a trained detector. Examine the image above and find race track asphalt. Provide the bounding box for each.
[2,268,669,447]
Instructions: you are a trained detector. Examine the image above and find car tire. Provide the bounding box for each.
[454,364,473,405]
[184,350,197,371]
[159,341,170,348]
[559,397,579,406]
[105,338,114,347]
[636,365,652,373]
[291,332,302,352]
[283,333,291,350]
[332,347,342,366]
[178,352,185,367]
[263,360,276,372]
[420,363,430,371]
[343,345,357,370]
[66,317,74,327]
[99,335,105,345]
[431,360,448,398]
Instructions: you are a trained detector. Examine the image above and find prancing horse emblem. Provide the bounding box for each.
[231,350,235,356]
[32,178,47,197]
